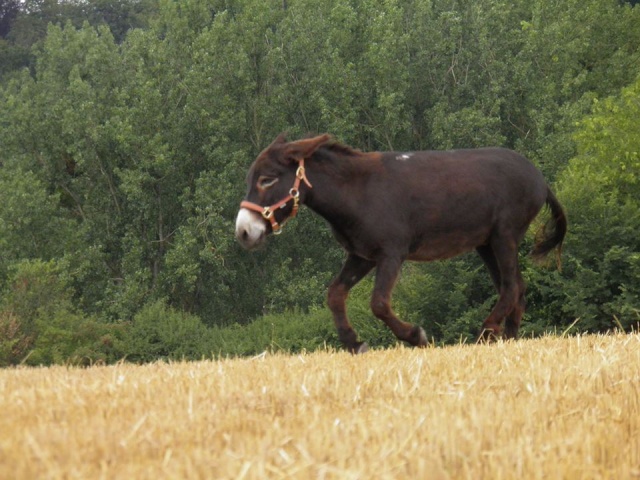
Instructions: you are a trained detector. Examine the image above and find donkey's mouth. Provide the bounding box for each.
[236,229,267,251]
[235,208,268,250]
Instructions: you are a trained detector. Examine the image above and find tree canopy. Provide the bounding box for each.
[1,0,639,365]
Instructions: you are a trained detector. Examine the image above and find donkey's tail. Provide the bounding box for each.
[531,186,567,268]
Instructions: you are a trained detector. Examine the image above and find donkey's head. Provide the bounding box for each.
[235,133,331,250]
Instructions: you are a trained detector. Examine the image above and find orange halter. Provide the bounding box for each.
[239,159,313,235]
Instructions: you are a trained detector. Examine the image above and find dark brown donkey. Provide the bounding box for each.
[235,134,567,353]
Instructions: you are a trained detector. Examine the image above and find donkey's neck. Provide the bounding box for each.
[302,148,380,226]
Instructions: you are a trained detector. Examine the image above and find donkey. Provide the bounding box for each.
[235,134,567,353]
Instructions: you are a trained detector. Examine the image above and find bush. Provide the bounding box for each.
[393,259,495,343]
[26,310,125,366]
[209,308,339,357]
[0,310,34,366]
[0,259,125,366]
[115,300,212,363]
[0,259,70,365]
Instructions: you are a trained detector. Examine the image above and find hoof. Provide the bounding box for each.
[503,324,519,340]
[408,325,428,347]
[417,327,428,347]
[349,342,369,355]
[476,328,500,344]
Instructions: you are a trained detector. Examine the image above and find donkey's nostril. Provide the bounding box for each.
[235,208,267,249]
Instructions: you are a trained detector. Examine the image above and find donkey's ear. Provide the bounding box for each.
[270,132,288,146]
[285,134,332,160]
[258,132,288,158]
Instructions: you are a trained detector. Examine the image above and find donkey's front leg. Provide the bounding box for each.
[327,254,376,354]
[371,257,428,347]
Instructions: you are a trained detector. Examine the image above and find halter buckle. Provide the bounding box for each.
[296,164,312,188]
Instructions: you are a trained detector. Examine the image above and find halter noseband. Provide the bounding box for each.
[240,159,313,235]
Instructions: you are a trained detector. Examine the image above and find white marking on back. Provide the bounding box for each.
[396,153,414,161]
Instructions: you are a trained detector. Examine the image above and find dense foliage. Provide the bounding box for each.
[0,0,639,365]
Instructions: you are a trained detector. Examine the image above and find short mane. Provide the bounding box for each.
[323,141,367,158]
[309,140,380,181]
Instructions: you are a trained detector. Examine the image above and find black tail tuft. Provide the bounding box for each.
[531,187,567,269]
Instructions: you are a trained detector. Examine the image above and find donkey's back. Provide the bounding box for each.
[351,147,549,262]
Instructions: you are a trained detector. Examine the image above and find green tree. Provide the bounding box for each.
[0,167,78,281]
[2,0,640,364]
[552,76,640,331]
[0,0,19,38]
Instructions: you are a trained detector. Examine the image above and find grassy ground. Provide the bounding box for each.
[1,333,639,479]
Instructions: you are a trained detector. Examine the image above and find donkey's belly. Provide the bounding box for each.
[407,243,474,262]
[407,228,490,262]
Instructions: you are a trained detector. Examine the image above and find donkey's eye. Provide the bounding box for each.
[258,176,278,189]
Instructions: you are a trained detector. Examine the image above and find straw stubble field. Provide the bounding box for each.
[1,333,639,479]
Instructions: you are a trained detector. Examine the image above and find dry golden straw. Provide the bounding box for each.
[1,333,639,479]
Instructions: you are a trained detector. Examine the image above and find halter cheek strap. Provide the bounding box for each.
[240,159,313,235]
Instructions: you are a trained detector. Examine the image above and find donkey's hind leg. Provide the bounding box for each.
[477,236,521,341]
[370,257,428,347]
[477,244,526,340]
[504,267,525,339]
[328,254,376,353]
